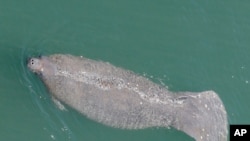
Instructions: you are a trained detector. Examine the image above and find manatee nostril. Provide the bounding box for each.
[31,59,34,65]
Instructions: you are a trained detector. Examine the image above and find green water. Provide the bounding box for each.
[1,0,250,140]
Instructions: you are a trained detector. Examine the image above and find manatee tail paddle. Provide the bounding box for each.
[171,91,228,141]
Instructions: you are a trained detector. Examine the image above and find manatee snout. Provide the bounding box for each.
[27,57,44,74]
[27,56,57,76]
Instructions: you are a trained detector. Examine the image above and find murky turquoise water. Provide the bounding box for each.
[1,0,250,141]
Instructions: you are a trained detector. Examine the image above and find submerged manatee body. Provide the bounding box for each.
[27,54,228,141]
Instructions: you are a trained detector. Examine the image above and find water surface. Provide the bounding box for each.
[1,0,250,141]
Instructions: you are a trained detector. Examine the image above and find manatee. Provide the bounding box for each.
[27,54,228,141]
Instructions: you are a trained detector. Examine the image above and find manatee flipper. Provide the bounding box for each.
[172,91,228,141]
[52,97,67,111]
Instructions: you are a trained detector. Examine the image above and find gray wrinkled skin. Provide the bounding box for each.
[27,54,228,141]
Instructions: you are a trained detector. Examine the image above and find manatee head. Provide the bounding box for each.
[27,56,56,76]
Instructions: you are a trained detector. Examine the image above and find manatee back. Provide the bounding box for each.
[38,54,227,141]
[42,54,175,129]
